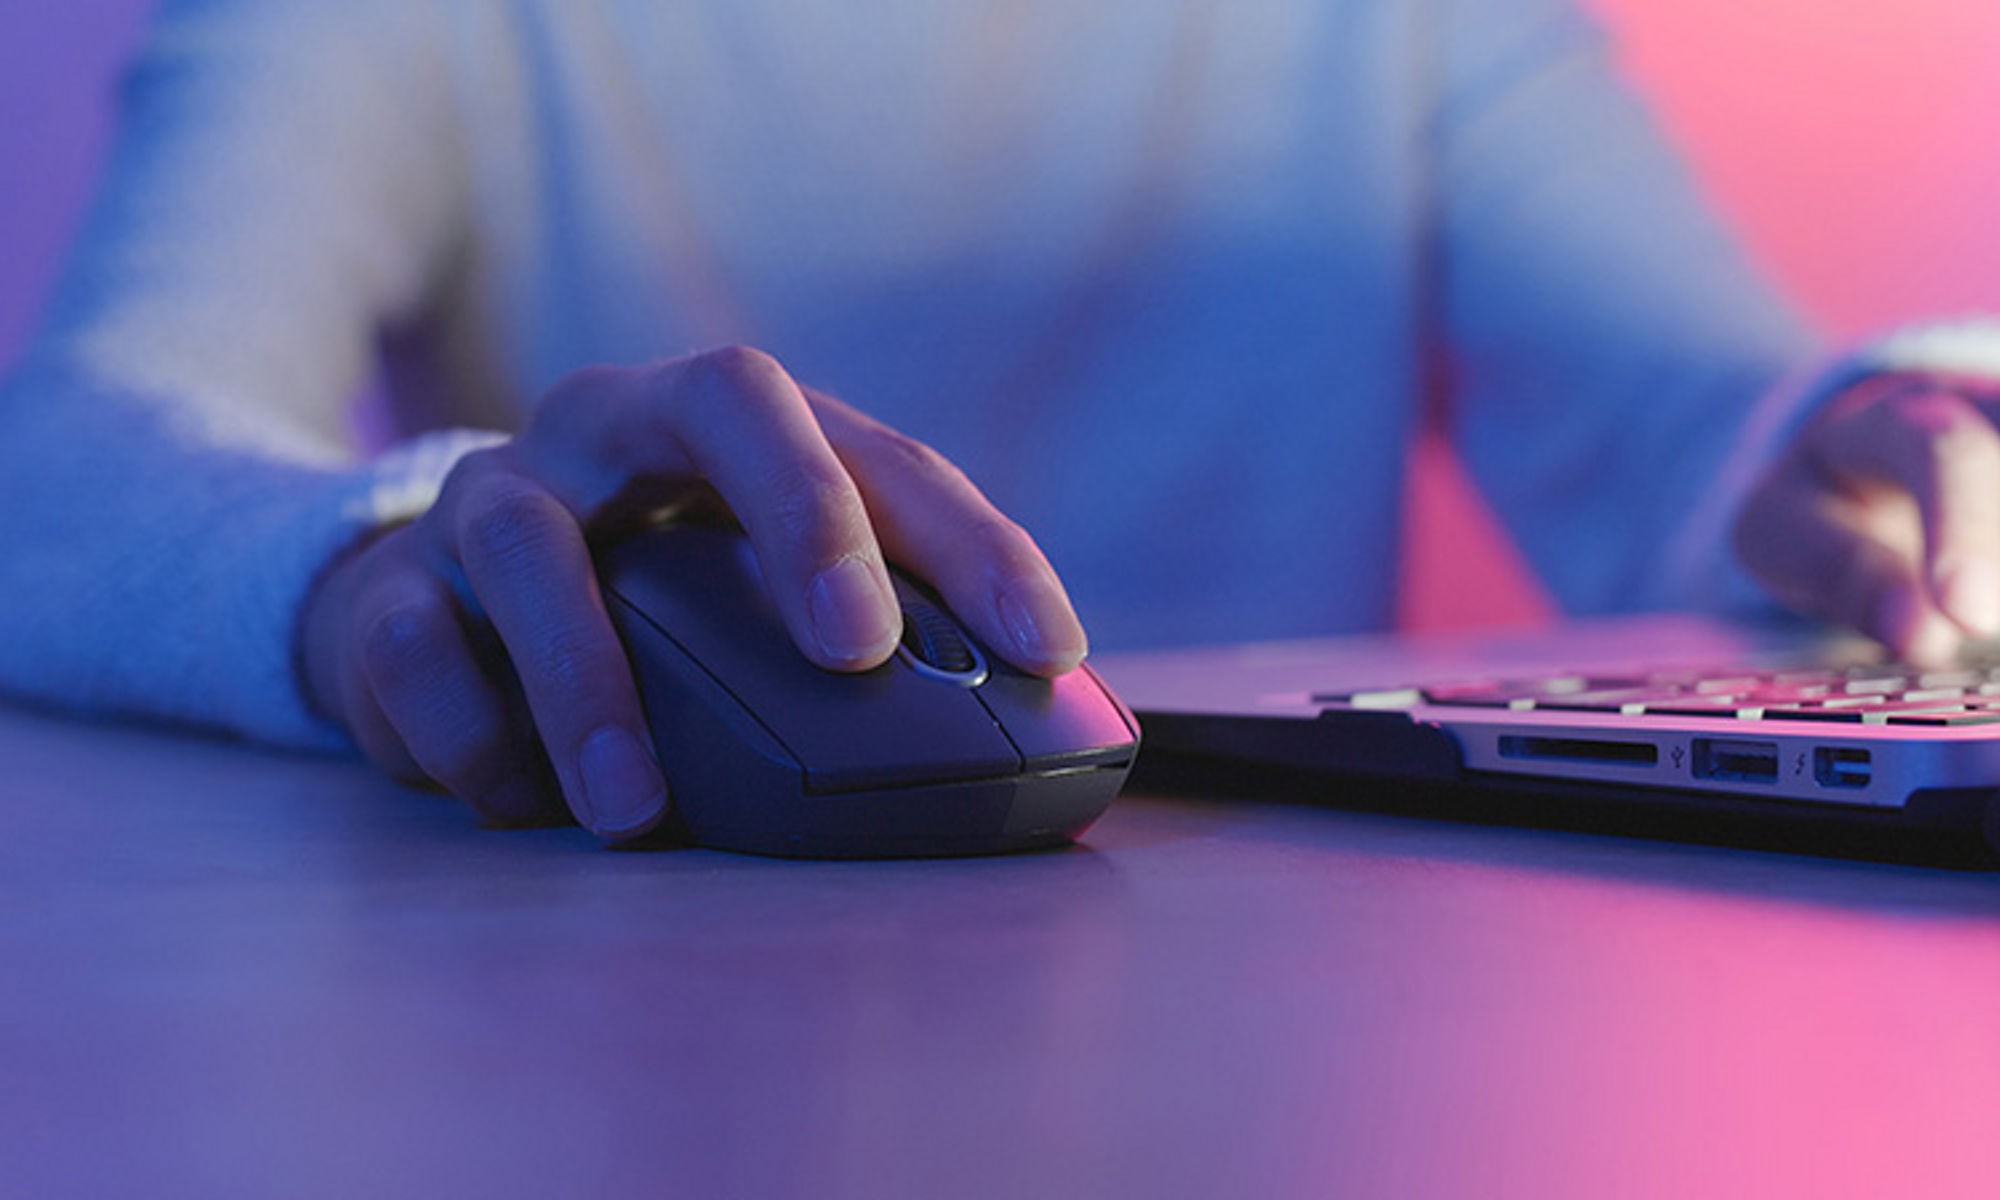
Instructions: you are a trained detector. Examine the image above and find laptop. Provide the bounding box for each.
[1089,613,2000,855]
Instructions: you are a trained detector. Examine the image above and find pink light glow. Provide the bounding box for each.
[1402,0,2000,630]
[1257,855,2000,1198]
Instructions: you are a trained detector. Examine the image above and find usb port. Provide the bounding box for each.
[1692,738,1778,784]
[1813,746,1872,789]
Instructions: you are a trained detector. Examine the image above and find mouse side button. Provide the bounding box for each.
[608,596,809,835]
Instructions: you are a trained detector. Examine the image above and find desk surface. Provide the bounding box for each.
[3,705,1997,1200]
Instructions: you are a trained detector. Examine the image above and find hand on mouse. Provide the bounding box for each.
[1733,370,2000,665]
[298,346,1088,840]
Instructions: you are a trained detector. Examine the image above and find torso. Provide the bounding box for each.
[429,0,1435,646]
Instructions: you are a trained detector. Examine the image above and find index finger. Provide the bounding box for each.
[519,347,903,671]
[436,458,669,840]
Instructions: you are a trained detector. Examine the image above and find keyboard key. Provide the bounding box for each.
[1817,694,1889,709]
[1761,695,1933,722]
[1843,676,1907,695]
[1693,676,1762,695]
[1415,681,1516,706]
[1414,688,1532,709]
[1897,686,1967,704]
[1331,657,2000,731]
[1770,668,1843,687]
[1854,700,1981,724]
[1762,705,1867,723]
[1314,687,1423,710]
[1419,676,1638,708]
[1641,697,1764,718]
[1845,664,1907,681]
[1739,684,1833,705]
[1885,710,2000,726]
[1535,688,1679,713]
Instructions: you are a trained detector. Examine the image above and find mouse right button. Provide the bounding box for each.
[974,664,1140,772]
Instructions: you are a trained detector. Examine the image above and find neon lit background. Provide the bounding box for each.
[1403,0,2000,629]
[3,1,1996,630]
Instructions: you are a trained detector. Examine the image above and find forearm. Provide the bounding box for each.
[0,359,500,749]
[1434,0,1819,613]
[0,0,488,746]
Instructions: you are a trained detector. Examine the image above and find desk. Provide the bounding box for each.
[2,705,1997,1199]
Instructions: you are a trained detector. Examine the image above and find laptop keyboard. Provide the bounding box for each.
[1322,662,2000,727]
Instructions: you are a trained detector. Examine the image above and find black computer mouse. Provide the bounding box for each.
[599,521,1139,858]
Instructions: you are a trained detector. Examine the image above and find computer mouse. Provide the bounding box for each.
[599,521,1140,858]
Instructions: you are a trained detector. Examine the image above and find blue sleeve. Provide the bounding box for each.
[0,0,486,749]
[1430,0,1822,614]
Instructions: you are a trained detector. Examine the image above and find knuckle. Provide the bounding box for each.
[526,629,623,699]
[865,423,960,480]
[966,513,1043,572]
[357,593,454,687]
[432,446,527,531]
[441,443,512,488]
[681,344,789,403]
[529,365,625,444]
[766,469,865,543]
[544,364,625,408]
[459,482,568,567]
[971,512,1034,555]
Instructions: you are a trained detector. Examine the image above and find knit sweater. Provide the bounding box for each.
[0,0,1828,748]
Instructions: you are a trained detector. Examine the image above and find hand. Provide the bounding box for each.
[1733,371,2000,664]
[300,346,1088,840]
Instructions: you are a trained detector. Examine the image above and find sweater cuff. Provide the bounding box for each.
[1827,315,2000,389]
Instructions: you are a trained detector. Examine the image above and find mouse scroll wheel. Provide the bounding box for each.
[895,594,989,685]
[900,599,977,672]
